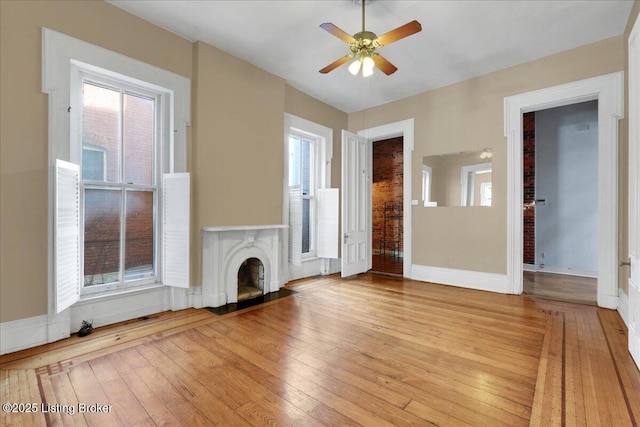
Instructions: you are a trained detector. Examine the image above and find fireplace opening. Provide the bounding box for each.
[237,258,264,301]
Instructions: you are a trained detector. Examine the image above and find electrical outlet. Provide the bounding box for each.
[541,251,546,259]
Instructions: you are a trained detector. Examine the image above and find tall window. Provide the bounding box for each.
[45,28,190,316]
[81,76,159,292]
[288,133,316,256]
[284,114,336,276]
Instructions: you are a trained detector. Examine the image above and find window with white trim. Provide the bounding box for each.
[44,28,190,313]
[284,114,338,269]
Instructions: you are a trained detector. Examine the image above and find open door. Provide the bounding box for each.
[628,16,640,369]
[341,130,371,277]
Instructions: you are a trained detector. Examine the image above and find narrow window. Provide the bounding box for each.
[288,133,316,257]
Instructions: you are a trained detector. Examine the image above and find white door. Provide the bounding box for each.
[628,16,640,369]
[341,130,371,277]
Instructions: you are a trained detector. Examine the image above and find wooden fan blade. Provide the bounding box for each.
[320,23,357,44]
[372,54,398,75]
[376,20,422,46]
[319,54,353,74]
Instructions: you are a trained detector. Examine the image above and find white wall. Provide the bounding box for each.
[535,100,598,273]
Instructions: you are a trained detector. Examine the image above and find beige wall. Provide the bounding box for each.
[0,0,634,325]
[349,36,625,274]
[0,1,346,323]
[0,0,192,323]
[190,41,287,287]
[284,86,348,192]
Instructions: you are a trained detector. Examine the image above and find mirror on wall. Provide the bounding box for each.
[421,149,493,207]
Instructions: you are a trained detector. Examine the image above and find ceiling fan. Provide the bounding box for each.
[319,0,422,77]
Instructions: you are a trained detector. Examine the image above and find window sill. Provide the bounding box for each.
[77,283,166,305]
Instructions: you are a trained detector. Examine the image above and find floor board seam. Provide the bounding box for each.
[597,310,637,426]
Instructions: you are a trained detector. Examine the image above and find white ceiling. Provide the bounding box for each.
[107,0,633,113]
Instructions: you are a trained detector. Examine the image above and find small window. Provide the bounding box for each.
[82,144,106,181]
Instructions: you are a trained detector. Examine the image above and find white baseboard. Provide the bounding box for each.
[1,286,177,355]
[0,315,49,355]
[411,264,509,294]
[617,287,629,327]
[523,263,597,278]
[70,286,171,332]
[288,257,341,282]
[327,258,341,275]
[598,293,619,310]
[288,258,325,281]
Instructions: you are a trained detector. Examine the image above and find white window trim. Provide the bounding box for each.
[43,28,191,341]
[283,114,334,280]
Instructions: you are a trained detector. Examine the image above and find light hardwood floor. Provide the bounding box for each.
[1,274,638,426]
[371,254,403,276]
[523,271,597,306]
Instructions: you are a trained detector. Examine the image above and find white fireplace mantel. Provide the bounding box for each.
[201,225,288,307]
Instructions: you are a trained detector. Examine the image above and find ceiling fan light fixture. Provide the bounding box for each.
[480,149,493,159]
[348,57,362,75]
[319,0,421,76]
[362,55,375,76]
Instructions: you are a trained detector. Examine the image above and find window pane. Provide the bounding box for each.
[84,189,121,286]
[125,191,155,280]
[302,139,312,195]
[288,136,300,186]
[82,83,120,182]
[302,198,311,253]
[124,93,155,185]
[82,147,106,181]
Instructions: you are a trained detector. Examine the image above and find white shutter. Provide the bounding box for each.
[289,185,302,266]
[163,173,190,288]
[55,159,81,313]
[317,188,339,259]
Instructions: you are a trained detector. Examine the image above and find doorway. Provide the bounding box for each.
[341,119,413,278]
[522,101,598,305]
[504,73,623,308]
[372,137,403,275]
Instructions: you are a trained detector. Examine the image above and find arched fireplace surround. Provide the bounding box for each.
[201,225,287,307]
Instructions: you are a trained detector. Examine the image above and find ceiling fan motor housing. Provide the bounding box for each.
[351,31,379,55]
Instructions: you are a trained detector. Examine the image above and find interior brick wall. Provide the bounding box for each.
[372,137,403,255]
[523,112,536,265]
